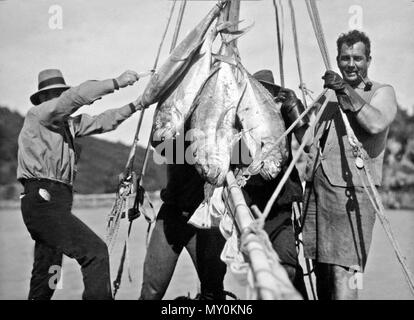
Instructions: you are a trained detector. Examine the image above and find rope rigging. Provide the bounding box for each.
[288,0,310,108]
[272,0,285,87]
[286,1,317,298]
[109,0,182,297]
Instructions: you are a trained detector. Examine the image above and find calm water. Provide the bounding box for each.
[0,200,413,300]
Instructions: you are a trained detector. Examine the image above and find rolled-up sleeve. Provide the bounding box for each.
[71,104,135,137]
[36,79,115,128]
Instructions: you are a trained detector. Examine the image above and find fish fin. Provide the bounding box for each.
[215,106,236,132]
[215,20,244,33]
[190,65,221,113]
[221,22,255,44]
[170,40,204,62]
[259,167,274,181]
[204,182,215,200]
[217,42,242,69]
[215,81,247,134]
[235,81,248,114]
[233,82,248,131]
[232,126,257,147]
[197,51,207,60]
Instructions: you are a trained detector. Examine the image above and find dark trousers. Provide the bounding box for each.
[20,179,112,300]
[314,262,359,300]
[140,203,227,300]
[262,205,308,299]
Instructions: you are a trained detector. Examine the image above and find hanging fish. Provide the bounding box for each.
[187,42,244,229]
[190,43,242,188]
[152,20,250,142]
[236,66,288,180]
[139,0,229,108]
[152,22,228,142]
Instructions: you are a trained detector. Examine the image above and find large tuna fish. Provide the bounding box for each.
[190,43,242,188]
[152,25,220,142]
[236,67,288,180]
[139,1,228,108]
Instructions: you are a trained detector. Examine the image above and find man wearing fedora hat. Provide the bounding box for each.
[237,69,309,298]
[17,68,145,300]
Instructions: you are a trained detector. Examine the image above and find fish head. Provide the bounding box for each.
[194,149,229,186]
[260,159,282,180]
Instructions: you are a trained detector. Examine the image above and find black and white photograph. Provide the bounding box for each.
[0,0,413,305]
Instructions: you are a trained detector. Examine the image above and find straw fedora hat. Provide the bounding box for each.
[30,69,71,105]
[252,69,281,95]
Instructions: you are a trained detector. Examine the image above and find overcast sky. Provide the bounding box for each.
[1,0,413,146]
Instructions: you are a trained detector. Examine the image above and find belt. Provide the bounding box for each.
[22,178,72,192]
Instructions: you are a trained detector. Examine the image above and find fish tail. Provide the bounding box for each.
[221,22,255,44]
[215,20,243,33]
[260,160,281,181]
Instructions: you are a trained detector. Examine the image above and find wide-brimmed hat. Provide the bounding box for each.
[252,69,281,94]
[30,69,71,105]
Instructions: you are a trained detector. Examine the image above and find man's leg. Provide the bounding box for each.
[140,204,193,300]
[21,182,112,300]
[189,227,227,300]
[264,206,308,299]
[314,262,359,300]
[34,213,112,300]
[28,242,62,300]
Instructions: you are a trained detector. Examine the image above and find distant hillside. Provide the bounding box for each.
[0,106,167,198]
[1,105,413,208]
[0,108,24,186]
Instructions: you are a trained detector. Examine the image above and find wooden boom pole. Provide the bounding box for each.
[221,2,301,299]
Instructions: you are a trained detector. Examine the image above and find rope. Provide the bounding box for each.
[288,0,308,108]
[239,219,302,299]
[305,0,331,70]
[170,0,187,53]
[106,179,134,252]
[272,0,285,87]
[152,0,177,71]
[113,222,133,297]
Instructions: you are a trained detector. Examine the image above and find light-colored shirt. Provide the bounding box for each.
[17,79,136,186]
